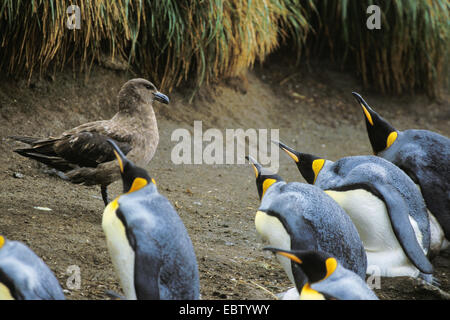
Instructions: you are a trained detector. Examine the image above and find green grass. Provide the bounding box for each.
[0,0,447,98]
[301,1,449,97]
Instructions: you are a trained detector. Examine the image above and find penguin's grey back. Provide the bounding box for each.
[259,182,367,279]
[379,130,450,238]
[380,130,449,173]
[315,155,431,251]
[118,185,200,300]
[0,240,65,300]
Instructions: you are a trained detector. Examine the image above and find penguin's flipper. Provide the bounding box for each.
[378,184,433,274]
[115,202,162,300]
[133,241,163,300]
[412,167,450,240]
[332,182,433,275]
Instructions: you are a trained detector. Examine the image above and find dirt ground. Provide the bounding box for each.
[0,57,448,300]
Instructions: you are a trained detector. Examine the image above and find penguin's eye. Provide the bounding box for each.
[144,84,153,90]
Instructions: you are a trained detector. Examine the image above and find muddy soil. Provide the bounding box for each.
[0,58,448,300]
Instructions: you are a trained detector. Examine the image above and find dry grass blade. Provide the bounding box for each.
[0,0,447,98]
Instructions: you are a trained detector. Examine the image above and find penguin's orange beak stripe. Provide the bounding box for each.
[282,148,299,163]
[250,163,259,178]
[277,251,303,264]
[113,150,124,173]
[361,104,374,126]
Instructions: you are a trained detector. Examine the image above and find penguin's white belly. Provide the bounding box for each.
[278,287,300,300]
[416,184,447,253]
[102,199,137,300]
[0,282,14,300]
[255,211,294,284]
[325,189,422,277]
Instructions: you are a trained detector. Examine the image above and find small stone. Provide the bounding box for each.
[33,206,52,211]
[13,172,24,179]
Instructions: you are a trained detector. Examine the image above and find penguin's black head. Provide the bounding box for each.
[352,92,398,154]
[264,247,338,293]
[274,140,325,185]
[246,155,283,200]
[107,139,156,194]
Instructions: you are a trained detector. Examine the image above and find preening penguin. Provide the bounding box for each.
[246,156,367,293]
[352,92,450,244]
[102,140,200,300]
[0,235,65,300]
[263,247,378,300]
[276,141,434,281]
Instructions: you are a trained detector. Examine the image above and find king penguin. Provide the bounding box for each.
[102,139,200,300]
[246,155,367,295]
[263,247,378,300]
[0,235,65,300]
[352,92,449,246]
[275,140,435,282]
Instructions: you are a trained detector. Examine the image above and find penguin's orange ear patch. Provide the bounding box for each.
[128,177,148,193]
[262,178,277,197]
[386,131,398,149]
[324,257,338,280]
[312,159,325,183]
[0,236,5,249]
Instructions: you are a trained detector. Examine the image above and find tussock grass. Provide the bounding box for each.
[0,0,447,97]
[301,1,449,98]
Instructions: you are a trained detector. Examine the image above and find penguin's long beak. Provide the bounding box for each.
[246,155,262,178]
[272,140,299,163]
[107,139,130,174]
[351,92,375,126]
[263,247,303,264]
[153,91,170,104]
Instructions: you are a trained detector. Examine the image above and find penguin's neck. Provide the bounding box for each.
[102,199,137,300]
[299,283,325,300]
[0,283,14,300]
[254,211,295,284]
